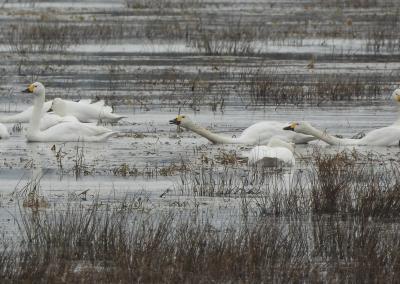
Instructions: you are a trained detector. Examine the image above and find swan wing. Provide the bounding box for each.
[239,121,314,144]
[39,113,80,130]
[55,99,124,122]
[360,126,400,146]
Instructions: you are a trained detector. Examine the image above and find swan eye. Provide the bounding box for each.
[181,116,185,118]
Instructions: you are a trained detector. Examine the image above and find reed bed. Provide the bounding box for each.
[177,149,400,218]
[1,199,400,282]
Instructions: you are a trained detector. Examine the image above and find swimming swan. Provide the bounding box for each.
[51,98,126,123]
[22,82,116,142]
[283,121,400,146]
[247,137,295,167]
[169,115,315,144]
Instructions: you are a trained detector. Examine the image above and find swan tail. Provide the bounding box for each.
[100,113,127,122]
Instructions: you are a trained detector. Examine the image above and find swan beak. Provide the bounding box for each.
[169,118,180,125]
[283,123,295,131]
[22,84,34,93]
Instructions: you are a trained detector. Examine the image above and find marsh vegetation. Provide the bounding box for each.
[0,0,400,282]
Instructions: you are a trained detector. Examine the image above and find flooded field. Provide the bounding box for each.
[1,0,400,282]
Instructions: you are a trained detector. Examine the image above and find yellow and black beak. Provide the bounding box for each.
[169,115,183,125]
[22,84,34,93]
[169,118,179,125]
[283,123,296,131]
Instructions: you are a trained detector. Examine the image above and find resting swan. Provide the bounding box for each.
[0,99,99,125]
[247,137,295,167]
[169,115,315,145]
[283,121,400,146]
[51,98,126,123]
[22,82,116,142]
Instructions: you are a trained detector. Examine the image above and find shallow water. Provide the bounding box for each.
[0,104,399,201]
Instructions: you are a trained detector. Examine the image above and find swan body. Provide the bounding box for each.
[169,115,315,145]
[22,82,116,142]
[26,121,116,142]
[38,113,80,131]
[0,101,53,123]
[392,88,400,125]
[0,123,10,139]
[284,121,400,146]
[0,99,97,124]
[247,137,295,167]
[51,98,125,123]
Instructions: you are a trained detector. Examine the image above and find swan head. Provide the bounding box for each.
[283,121,312,135]
[392,89,400,103]
[22,82,45,96]
[169,115,193,128]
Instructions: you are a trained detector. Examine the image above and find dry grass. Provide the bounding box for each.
[0,200,400,282]
[6,23,125,54]
[177,149,400,219]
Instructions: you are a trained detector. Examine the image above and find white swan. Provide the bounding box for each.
[22,82,116,142]
[0,98,98,124]
[247,137,295,167]
[51,98,125,123]
[283,121,400,146]
[169,115,315,144]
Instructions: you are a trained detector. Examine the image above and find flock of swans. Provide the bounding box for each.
[0,82,399,167]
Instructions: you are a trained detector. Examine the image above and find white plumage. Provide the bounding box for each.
[247,137,295,167]
[22,82,116,142]
[169,115,315,145]
[284,121,400,146]
[0,123,10,139]
[51,98,125,123]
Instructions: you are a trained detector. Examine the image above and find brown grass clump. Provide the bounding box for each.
[1,202,400,282]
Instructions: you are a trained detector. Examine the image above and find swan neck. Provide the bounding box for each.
[306,125,342,145]
[29,93,45,134]
[396,106,400,124]
[185,122,236,144]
